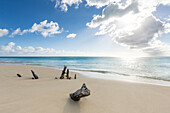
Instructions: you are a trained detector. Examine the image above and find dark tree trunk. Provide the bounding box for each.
[70,83,90,101]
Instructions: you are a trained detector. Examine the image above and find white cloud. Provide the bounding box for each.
[0,29,8,37]
[0,42,86,56]
[53,0,121,11]
[142,40,170,56]
[164,23,170,33]
[95,24,116,35]
[60,3,68,12]
[9,28,21,37]
[66,33,76,38]
[54,0,82,12]
[85,0,121,8]
[115,16,164,49]
[10,20,63,37]
[0,42,15,53]
[164,15,170,22]
[87,0,139,28]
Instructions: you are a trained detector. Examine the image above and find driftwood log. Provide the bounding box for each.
[17,74,22,77]
[74,74,76,79]
[60,66,67,79]
[31,70,39,79]
[70,83,90,101]
[66,69,71,79]
[66,69,69,78]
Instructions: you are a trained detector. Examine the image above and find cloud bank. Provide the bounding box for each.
[10,20,63,37]
[53,0,121,11]
[0,42,86,56]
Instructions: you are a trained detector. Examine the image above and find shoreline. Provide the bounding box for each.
[1,65,170,113]
[2,63,170,87]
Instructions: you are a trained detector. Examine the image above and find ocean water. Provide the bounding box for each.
[0,57,170,86]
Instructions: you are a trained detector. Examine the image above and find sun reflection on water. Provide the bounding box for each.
[117,56,144,82]
[119,56,139,68]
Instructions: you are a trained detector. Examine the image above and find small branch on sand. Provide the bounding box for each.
[17,74,22,77]
[70,83,90,101]
[31,70,39,79]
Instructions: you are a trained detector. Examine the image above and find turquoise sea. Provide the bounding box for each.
[0,57,170,86]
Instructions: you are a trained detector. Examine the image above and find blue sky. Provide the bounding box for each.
[0,0,170,56]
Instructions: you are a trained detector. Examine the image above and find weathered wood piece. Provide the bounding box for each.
[31,70,39,79]
[60,66,67,79]
[70,83,90,101]
[66,69,71,79]
[74,74,76,79]
[17,74,22,77]
[66,69,69,78]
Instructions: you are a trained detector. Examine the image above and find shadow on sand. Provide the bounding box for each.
[21,77,35,80]
[63,98,80,113]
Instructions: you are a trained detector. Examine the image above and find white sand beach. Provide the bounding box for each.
[0,65,170,113]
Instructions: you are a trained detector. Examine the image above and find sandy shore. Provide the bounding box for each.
[0,65,170,113]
